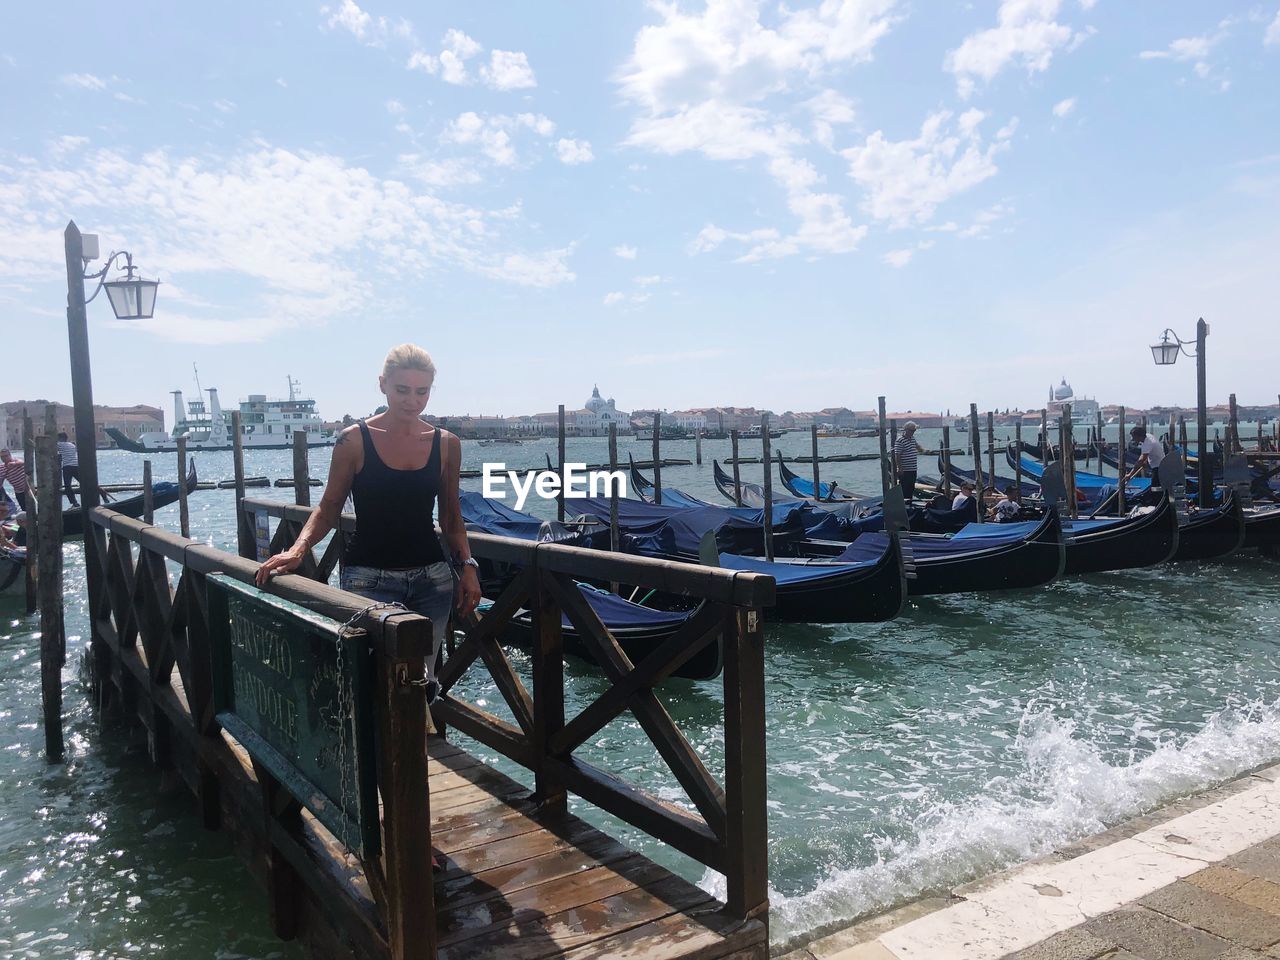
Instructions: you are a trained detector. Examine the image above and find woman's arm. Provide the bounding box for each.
[439,430,480,614]
[254,426,360,585]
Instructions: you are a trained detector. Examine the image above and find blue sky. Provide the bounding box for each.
[4,1,1280,422]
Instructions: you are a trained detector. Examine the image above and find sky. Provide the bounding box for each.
[3,1,1280,423]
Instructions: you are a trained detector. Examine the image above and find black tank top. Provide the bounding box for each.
[344,420,446,568]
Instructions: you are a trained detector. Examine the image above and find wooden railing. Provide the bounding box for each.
[240,497,775,925]
[86,505,436,960]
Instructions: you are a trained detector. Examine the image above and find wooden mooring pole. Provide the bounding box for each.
[1117,406,1127,515]
[35,431,65,762]
[1229,393,1240,454]
[730,429,743,507]
[557,405,567,521]
[651,411,662,506]
[608,422,620,556]
[1063,404,1078,518]
[695,427,702,466]
[1015,420,1023,493]
[23,407,36,615]
[986,411,996,491]
[1041,408,1051,461]
[232,410,251,556]
[176,437,190,538]
[142,460,154,524]
[969,404,984,522]
[942,425,953,500]
[760,414,774,561]
[292,431,310,507]
[810,424,821,501]
[876,396,890,497]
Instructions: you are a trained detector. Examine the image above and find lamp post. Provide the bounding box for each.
[63,220,160,687]
[1150,318,1209,508]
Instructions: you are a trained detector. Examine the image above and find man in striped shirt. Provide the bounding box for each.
[893,421,922,502]
[0,449,30,510]
[57,432,81,506]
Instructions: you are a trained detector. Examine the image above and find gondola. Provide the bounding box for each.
[1060,494,1180,574]
[458,493,723,679]
[836,508,1066,596]
[0,546,25,597]
[1172,493,1245,562]
[1021,439,1115,462]
[61,460,200,538]
[1006,443,1150,500]
[465,491,906,624]
[776,453,859,501]
[937,453,1040,498]
[1244,504,1280,550]
[498,584,724,681]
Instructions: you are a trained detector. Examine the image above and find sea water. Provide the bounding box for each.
[2,429,1277,955]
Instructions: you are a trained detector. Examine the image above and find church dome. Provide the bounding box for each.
[1053,379,1074,401]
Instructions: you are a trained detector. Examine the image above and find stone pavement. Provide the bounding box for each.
[780,763,1280,960]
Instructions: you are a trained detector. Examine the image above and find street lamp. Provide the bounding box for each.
[82,242,161,320]
[1150,319,1210,508]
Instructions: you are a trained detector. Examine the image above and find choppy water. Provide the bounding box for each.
[3,429,1278,955]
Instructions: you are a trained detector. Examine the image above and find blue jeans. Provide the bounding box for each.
[341,562,454,685]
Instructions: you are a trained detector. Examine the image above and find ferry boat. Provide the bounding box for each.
[107,375,335,452]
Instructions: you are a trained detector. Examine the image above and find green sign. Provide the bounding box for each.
[208,574,380,858]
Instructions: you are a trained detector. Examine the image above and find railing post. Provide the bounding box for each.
[723,605,768,925]
[292,430,311,507]
[233,410,252,558]
[531,561,567,816]
[378,614,435,960]
[176,437,190,538]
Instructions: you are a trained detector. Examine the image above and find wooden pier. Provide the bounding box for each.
[79,491,773,960]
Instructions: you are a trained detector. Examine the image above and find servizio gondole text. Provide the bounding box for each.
[482,463,627,511]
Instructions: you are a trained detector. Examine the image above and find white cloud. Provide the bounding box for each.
[407,51,438,74]
[945,0,1085,99]
[276,77,288,88]
[213,99,236,113]
[482,50,537,90]
[613,245,637,260]
[882,248,914,267]
[440,112,557,168]
[806,89,857,148]
[0,142,575,344]
[1052,96,1077,117]
[437,28,481,84]
[556,138,594,165]
[618,1,895,263]
[603,291,626,306]
[842,110,1012,227]
[1268,11,1280,48]
[321,0,414,48]
[60,73,107,90]
[634,274,664,286]
[617,0,900,114]
[386,99,406,115]
[1139,21,1232,87]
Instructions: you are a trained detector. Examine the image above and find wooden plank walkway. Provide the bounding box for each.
[426,736,768,960]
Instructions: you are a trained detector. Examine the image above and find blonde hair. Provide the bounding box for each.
[381,343,436,381]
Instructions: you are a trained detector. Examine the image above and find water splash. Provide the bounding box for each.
[709,698,1280,949]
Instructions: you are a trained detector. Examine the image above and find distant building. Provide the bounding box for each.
[1,400,164,448]
[1046,379,1099,421]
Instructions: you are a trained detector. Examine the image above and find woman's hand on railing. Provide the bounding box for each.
[254,547,305,586]
[455,565,481,615]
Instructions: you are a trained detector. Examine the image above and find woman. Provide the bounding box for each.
[255,344,481,702]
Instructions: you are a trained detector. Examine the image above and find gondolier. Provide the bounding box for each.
[0,449,30,510]
[57,432,80,506]
[894,422,922,502]
[1123,426,1164,486]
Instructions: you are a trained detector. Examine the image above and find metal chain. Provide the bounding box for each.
[334,601,405,845]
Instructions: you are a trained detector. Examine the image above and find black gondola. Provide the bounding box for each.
[61,460,199,538]
[713,459,776,508]
[498,587,724,681]
[1244,505,1280,550]
[1172,493,1245,562]
[836,508,1066,596]
[1061,494,1180,574]
[937,453,1040,497]
[776,453,859,501]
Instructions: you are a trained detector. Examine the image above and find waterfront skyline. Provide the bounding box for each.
[4,2,1280,417]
